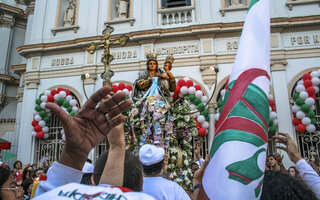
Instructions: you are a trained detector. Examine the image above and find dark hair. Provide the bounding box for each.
[81,173,93,185]
[288,166,300,178]
[267,155,276,160]
[13,160,22,169]
[0,167,10,187]
[86,159,92,164]
[142,160,163,176]
[21,179,33,195]
[22,167,31,181]
[94,150,143,191]
[164,61,172,70]
[191,162,199,167]
[261,170,317,200]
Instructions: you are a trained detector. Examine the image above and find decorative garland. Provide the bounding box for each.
[31,88,79,140]
[112,82,132,98]
[292,70,320,133]
[215,79,278,136]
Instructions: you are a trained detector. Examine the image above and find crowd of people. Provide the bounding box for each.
[0,86,319,200]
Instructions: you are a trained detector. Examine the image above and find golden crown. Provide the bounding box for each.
[146,52,158,61]
[165,55,174,64]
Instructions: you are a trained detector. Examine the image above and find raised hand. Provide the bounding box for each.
[46,86,131,170]
[273,132,302,164]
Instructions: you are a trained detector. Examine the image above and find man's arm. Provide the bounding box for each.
[192,154,209,200]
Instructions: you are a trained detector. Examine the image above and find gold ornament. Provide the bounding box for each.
[146,52,158,61]
[165,55,174,64]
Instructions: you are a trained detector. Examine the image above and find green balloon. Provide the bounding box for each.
[201,109,209,117]
[58,98,65,106]
[268,118,273,127]
[70,111,76,117]
[293,92,299,100]
[205,116,210,122]
[36,98,41,105]
[311,118,317,125]
[185,94,190,99]
[307,110,315,119]
[268,125,277,136]
[67,107,72,113]
[217,100,223,108]
[194,98,201,105]
[189,95,196,102]
[63,101,70,108]
[300,104,310,113]
[197,103,205,112]
[35,105,42,112]
[39,93,44,97]
[39,110,47,118]
[295,98,304,106]
[43,116,50,123]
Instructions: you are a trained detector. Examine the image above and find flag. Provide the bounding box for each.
[201,0,270,199]
[3,152,17,160]
[0,138,11,149]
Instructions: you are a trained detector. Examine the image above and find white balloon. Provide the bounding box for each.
[180,86,188,95]
[270,112,277,120]
[44,90,51,96]
[296,85,306,93]
[302,117,311,125]
[34,115,42,122]
[297,80,304,85]
[188,87,196,95]
[296,111,305,119]
[42,126,49,133]
[195,90,203,98]
[62,134,66,141]
[66,95,73,101]
[117,90,122,93]
[220,89,226,96]
[33,111,39,116]
[273,119,279,126]
[306,124,316,132]
[202,121,209,129]
[269,106,272,112]
[72,106,79,112]
[59,91,66,98]
[268,94,273,100]
[43,134,49,139]
[310,71,320,78]
[61,129,65,135]
[312,77,320,86]
[195,111,200,117]
[189,104,196,109]
[291,105,300,113]
[54,94,60,101]
[183,77,189,81]
[311,105,316,110]
[197,115,206,124]
[70,99,77,107]
[41,95,47,102]
[305,97,315,106]
[40,102,46,109]
[123,88,129,94]
[215,113,220,121]
[201,96,208,103]
[31,131,37,136]
[299,91,309,99]
[179,93,184,98]
[313,86,319,94]
[38,120,46,127]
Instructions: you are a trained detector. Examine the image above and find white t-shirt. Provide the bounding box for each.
[143,177,191,200]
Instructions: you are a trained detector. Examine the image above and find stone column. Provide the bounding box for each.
[0,15,14,74]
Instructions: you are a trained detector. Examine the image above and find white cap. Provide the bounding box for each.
[82,162,94,173]
[139,144,165,166]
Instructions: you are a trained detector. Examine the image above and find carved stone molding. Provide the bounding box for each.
[25,1,35,15]
[25,79,40,89]
[0,15,15,28]
[51,25,80,36]
[286,0,320,11]
[16,86,25,102]
[219,5,248,17]
[24,71,40,89]
[200,65,218,90]
[208,102,216,114]
[271,59,288,71]
[105,17,135,26]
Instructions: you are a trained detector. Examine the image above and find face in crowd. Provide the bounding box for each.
[267,156,278,167]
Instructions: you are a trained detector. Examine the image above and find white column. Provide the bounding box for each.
[0,18,13,74]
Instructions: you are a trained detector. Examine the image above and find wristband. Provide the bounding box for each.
[193,184,201,191]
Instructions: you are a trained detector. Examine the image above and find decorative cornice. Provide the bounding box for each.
[0,15,15,28]
[25,1,35,15]
[11,64,26,75]
[0,74,19,83]
[0,3,27,17]
[271,59,288,71]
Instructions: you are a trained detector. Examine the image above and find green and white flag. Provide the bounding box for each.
[200,0,270,199]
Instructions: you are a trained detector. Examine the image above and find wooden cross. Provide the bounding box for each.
[87,26,129,86]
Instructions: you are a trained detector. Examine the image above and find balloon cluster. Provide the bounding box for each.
[173,78,209,136]
[292,70,320,133]
[112,82,132,99]
[31,88,79,139]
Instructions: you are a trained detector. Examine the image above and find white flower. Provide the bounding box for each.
[174,178,182,182]
[171,156,177,160]
[184,160,189,166]
[182,170,188,176]
[169,173,174,179]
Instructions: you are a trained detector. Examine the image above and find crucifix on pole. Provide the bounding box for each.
[87,26,129,86]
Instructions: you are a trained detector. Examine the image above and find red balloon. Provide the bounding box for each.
[178,79,186,87]
[112,85,119,93]
[65,89,71,96]
[51,89,58,95]
[186,80,194,88]
[194,85,201,91]
[195,121,201,128]
[31,120,38,127]
[34,125,42,132]
[37,131,44,139]
[57,87,64,93]
[311,95,316,100]
[306,87,315,96]
[47,95,54,102]
[269,100,275,107]
[292,117,301,126]
[174,86,181,94]
[303,80,312,88]
[297,124,306,133]
[198,128,206,136]
[302,73,312,81]
[126,85,133,91]
[118,83,125,90]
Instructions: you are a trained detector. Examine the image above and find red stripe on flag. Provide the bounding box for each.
[240,96,268,129]
[228,171,253,183]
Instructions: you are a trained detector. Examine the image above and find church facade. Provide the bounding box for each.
[1,0,319,169]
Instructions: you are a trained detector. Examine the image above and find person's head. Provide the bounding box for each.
[267,155,278,167]
[0,167,18,200]
[288,166,298,178]
[27,166,33,172]
[191,163,199,175]
[22,167,32,181]
[139,144,165,176]
[94,150,143,191]
[34,168,44,178]
[21,179,33,196]
[13,161,22,170]
[164,62,172,71]
[261,170,316,200]
[147,60,158,72]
